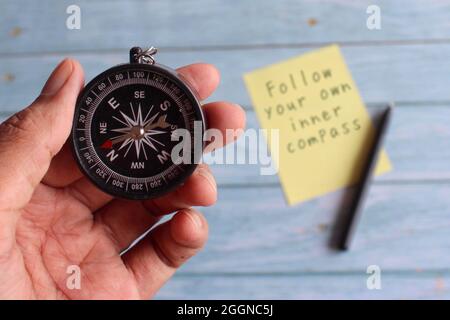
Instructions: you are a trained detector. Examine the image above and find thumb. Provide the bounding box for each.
[0,58,84,210]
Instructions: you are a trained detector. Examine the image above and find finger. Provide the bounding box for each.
[43,63,221,188]
[66,160,215,214]
[122,208,208,298]
[0,58,84,212]
[65,177,114,212]
[176,63,220,100]
[95,199,160,252]
[42,140,83,187]
[202,101,246,151]
[95,164,216,250]
[142,164,217,215]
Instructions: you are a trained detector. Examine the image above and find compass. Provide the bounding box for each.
[72,47,205,200]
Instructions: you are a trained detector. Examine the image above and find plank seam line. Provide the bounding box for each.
[0,101,449,115]
[239,101,450,111]
[172,269,450,278]
[2,38,450,58]
[215,179,450,189]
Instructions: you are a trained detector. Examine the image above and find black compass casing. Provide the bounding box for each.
[71,60,206,200]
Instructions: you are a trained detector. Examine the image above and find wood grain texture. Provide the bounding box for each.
[156,273,450,299]
[1,0,449,300]
[174,183,450,273]
[1,45,450,110]
[2,0,450,55]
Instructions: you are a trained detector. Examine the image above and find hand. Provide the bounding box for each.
[0,59,245,299]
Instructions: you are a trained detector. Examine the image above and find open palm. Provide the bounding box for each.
[0,59,245,299]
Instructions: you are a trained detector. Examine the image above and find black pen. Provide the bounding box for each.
[336,105,392,250]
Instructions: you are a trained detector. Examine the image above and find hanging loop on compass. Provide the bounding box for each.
[130,46,158,65]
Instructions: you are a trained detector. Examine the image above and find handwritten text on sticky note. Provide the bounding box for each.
[243,45,391,205]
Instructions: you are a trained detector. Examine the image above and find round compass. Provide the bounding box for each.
[72,47,205,200]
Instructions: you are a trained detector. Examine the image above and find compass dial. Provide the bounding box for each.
[72,64,205,200]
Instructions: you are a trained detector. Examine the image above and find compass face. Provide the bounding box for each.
[72,64,205,200]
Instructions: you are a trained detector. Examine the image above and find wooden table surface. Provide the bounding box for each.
[2,0,450,299]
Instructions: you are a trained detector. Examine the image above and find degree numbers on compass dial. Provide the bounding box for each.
[72,65,204,200]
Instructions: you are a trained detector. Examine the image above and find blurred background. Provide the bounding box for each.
[2,0,450,299]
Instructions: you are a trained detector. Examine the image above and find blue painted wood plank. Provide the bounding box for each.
[0,45,449,110]
[156,273,450,299]
[172,183,450,273]
[2,0,450,54]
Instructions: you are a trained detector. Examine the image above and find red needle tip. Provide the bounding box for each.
[100,140,113,149]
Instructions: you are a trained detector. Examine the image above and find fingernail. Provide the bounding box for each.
[196,166,217,193]
[41,59,73,96]
[186,210,203,228]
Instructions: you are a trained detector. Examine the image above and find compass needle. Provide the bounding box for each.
[143,105,154,124]
[118,137,133,150]
[100,140,113,149]
[123,140,134,158]
[142,137,159,152]
[142,141,148,160]
[136,104,145,126]
[130,102,137,121]
[144,112,159,128]
[119,110,137,127]
[112,115,129,127]
[147,135,165,147]
[134,140,141,159]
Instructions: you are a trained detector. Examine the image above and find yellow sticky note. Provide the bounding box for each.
[243,45,391,205]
